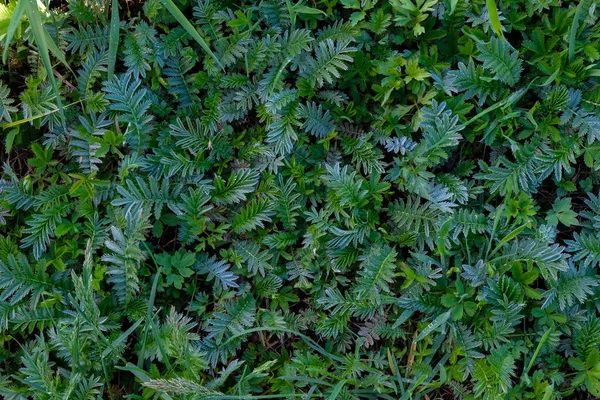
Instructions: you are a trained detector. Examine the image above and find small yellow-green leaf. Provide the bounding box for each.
[0,3,14,36]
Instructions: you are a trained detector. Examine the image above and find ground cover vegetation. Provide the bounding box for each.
[0,0,599,398]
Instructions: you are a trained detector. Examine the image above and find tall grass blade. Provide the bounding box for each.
[326,380,347,400]
[568,2,584,62]
[2,0,27,64]
[159,0,224,70]
[486,0,504,38]
[43,27,71,73]
[3,0,70,72]
[3,99,82,129]
[524,326,554,375]
[107,0,120,79]
[137,266,162,368]
[102,318,143,358]
[24,0,65,125]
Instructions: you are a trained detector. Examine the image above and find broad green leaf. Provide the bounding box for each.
[546,197,579,227]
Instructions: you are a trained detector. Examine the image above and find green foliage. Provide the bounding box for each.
[473,347,516,399]
[0,83,17,123]
[112,176,183,219]
[211,169,259,205]
[155,251,195,289]
[102,215,148,306]
[354,246,397,304]
[475,37,523,86]
[1,0,600,399]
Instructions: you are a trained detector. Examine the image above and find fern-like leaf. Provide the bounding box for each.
[205,295,256,343]
[475,37,522,86]
[266,108,300,155]
[566,232,600,268]
[211,169,259,205]
[0,254,57,307]
[473,346,515,399]
[196,255,239,291]
[0,83,18,123]
[542,264,597,310]
[561,89,600,144]
[297,102,335,138]
[164,48,199,108]
[112,177,183,219]
[232,198,274,234]
[354,246,397,304]
[447,60,504,105]
[504,239,568,280]
[21,203,70,259]
[101,224,145,305]
[233,241,272,277]
[102,72,154,150]
[301,39,356,88]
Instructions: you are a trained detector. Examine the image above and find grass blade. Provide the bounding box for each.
[524,326,554,375]
[387,348,405,395]
[43,26,71,73]
[326,379,347,400]
[285,0,296,26]
[486,0,504,38]
[2,0,27,64]
[489,222,528,258]
[137,265,162,368]
[542,385,554,400]
[416,311,451,342]
[3,98,82,129]
[223,327,346,363]
[159,0,223,70]
[102,317,143,358]
[137,242,172,369]
[107,0,120,79]
[3,0,70,73]
[568,2,583,62]
[24,0,65,125]
[118,364,174,400]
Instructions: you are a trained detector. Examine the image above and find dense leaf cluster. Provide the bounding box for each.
[0,0,600,399]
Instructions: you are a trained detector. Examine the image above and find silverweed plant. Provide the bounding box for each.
[0,0,600,399]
